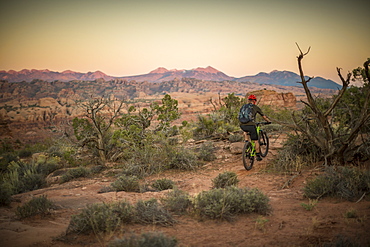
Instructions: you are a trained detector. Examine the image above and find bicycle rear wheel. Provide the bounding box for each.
[259,130,269,157]
[242,141,254,170]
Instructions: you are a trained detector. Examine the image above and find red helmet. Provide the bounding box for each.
[248,94,257,100]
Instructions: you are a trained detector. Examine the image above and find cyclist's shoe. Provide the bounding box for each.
[256,153,262,161]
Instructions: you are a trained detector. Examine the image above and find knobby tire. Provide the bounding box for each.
[242,141,254,170]
[259,130,269,157]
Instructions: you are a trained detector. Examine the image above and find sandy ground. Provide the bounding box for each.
[1,141,369,247]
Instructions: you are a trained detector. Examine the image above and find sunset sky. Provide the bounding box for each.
[1,0,369,83]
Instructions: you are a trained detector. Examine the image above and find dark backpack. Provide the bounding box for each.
[238,103,254,124]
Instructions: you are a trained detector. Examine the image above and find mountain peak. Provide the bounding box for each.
[194,66,220,73]
[150,67,169,74]
[62,70,75,74]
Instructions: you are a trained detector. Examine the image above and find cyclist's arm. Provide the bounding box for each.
[256,106,271,123]
[262,115,271,123]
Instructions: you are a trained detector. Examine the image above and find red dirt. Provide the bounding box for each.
[1,143,369,247]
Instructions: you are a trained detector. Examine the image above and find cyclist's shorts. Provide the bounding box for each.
[240,125,258,140]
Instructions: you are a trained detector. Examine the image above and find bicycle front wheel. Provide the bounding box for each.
[242,141,254,170]
[259,130,269,157]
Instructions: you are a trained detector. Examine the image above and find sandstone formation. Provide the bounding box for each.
[247,90,297,108]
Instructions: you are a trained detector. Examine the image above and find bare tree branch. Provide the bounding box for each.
[324,68,351,117]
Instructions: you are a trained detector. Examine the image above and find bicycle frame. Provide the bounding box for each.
[242,122,270,170]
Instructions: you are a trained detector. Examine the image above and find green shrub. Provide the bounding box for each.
[161,188,192,214]
[67,201,133,234]
[197,141,217,162]
[152,178,174,191]
[60,167,90,183]
[0,152,18,172]
[111,175,141,192]
[109,231,177,247]
[16,195,55,219]
[0,182,14,206]
[194,186,270,221]
[167,148,201,170]
[304,166,370,201]
[228,133,243,143]
[134,199,175,226]
[3,161,46,194]
[270,134,322,172]
[212,171,239,188]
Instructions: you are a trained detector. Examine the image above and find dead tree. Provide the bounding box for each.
[292,44,370,165]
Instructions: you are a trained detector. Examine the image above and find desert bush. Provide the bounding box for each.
[161,188,192,214]
[35,155,62,175]
[134,199,175,226]
[67,201,133,234]
[152,178,174,191]
[167,147,201,171]
[304,166,370,201]
[111,175,141,192]
[60,166,90,183]
[0,182,14,206]
[15,195,55,219]
[109,231,177,247]
[0,159,59,203]
[3,161,46,194]
[124,144,200,175]
[194,186,270,221]
[0,152,18,172]
[270,134,322,172]
[228,133,243,143]
[197,141,217,162]
[212,171,239,188]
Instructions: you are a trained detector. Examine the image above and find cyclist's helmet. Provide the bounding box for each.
[248,94,257,100]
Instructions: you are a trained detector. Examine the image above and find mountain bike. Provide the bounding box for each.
[242,122,270,170]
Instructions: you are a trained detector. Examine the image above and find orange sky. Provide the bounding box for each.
[1,0,369,83]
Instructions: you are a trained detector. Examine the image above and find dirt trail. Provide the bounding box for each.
[0,142,369,247]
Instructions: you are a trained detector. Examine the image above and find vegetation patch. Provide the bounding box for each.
[60,166,90,183]
[111,175,141,192]
[67,201,133,234]
[303,166,370,201]
[152,178,174,191]
[194,186,270,221]
[134,199,175,226]
[16,195,55,219]
[212,171,239,188]
[197,141,217,162]
[161,188,192,214]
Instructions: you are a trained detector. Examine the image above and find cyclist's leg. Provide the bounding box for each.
[240,125,252,142]
[246,126,262,161]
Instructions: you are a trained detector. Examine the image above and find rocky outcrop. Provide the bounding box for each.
[247,90,297,108]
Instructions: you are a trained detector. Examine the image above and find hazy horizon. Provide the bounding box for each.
[1,0,369,83]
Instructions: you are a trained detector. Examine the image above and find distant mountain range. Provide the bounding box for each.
[0,66,341,89]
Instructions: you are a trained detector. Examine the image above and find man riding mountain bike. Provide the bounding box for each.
[239,94,271,161]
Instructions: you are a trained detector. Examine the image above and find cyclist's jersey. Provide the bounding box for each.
[241,104,265,126]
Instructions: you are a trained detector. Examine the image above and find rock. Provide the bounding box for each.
[230,142,243,154]
[247,90,297,108]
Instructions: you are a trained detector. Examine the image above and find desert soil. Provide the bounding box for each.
[0,138,369,247]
